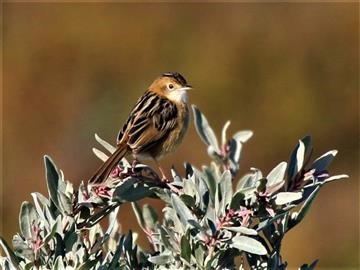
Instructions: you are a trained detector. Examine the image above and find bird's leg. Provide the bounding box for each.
[154,159,168,182]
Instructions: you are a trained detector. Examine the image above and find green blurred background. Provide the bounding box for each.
[1,3,359,268]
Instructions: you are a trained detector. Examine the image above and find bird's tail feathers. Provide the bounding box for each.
[89,143,128,184]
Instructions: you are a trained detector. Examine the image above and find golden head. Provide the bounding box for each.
[149,72,192,103]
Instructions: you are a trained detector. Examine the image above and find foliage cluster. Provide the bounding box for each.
[0,106,347,269]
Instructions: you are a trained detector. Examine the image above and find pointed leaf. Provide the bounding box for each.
[95,133,116,154]
[267,162,287,187]
[274,192,302,205]
[233,130,253,143]
[192,105,220,152]
[0,236,20,266]
[225,226,257,235]
[230,235,267,255]
[312,150,337,172]
[171,194,195,227]
[19,201,38,239]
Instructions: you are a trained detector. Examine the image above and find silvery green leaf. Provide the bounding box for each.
[225,227,257,235]
[44,155,63,212]
[233,130,253,143]
[194,244,205,266]
[267,162,287,187]
[31,192,49,226]
[148,253,172,265]
[43,215,61,246]
[180,233,191,263]
[105,206,120,236]
[12,234,33,261]
[0,236,20,267]
[143,204,158,230]
[112,178,153,203]
[171,194,196,227]
[183,176,198,202]
[236,173,253,191]
[19,201,38,239]
[219,170,233,215]
[0,258,17,270]
[95,133,116,154]
[92,148,109,162]
[287,138,308,184]
[150,187,172,204]
[230,191,245,209]
[52,256,64,270]
[312,150,337,172]
[228,138,242,170]
[57,190,72,215]
[221,121,231,146]
[164,207,184,234]
[192,105,220,152]
[296,140,305,173]
[131,202,145,230]
[203,167,216,203]
[230,235,267,255]
[274,192,302,205]
[287,186,321,231]
[324,174,349,183]
[237,168,262,191]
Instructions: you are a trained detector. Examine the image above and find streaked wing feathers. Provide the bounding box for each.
[117,90,178,154]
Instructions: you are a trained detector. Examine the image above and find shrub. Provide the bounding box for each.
[0,106,347,270]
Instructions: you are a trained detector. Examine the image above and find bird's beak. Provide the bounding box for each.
[179,86,192,91]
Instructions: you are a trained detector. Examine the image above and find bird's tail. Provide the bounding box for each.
[89,143,128,184]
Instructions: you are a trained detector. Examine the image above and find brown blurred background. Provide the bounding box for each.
[1,3,359,268]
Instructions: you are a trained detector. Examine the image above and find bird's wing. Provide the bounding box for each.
[118,91,178,153]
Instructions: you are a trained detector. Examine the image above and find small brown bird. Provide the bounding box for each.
[89,72,192,184]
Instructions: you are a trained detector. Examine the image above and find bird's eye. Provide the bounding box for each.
[167,83,174,90]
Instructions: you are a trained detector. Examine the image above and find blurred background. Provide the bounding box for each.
[1,3,358,268]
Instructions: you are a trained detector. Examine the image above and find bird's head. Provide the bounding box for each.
[149,72,192,103]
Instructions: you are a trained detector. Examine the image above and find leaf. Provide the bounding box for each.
[274,192,302,205]
[19,201,38,239]
[131,202,145,230]
[287,139,306,184]
[221,121,231,146]
[287,186,321,231]
[228,138,242,171]
[230,191,245,209]
[0,236,20,267]
[233,130,253,143]
[95,133,116,154]
[225,227,257,235]
[267,162,287,187]
[112,178,153,203]
[143,204,158,230]
[52,256,65,270]
[219,170,233,214]
[312,150,337,172]
[324,174,349,183]
[92,148,109,162]
[12,234,34,261]
[296,140,305,173]
[203,167,217,202]
[148,254,172,265]
[230,235,267,255]
[31,192,49,224]
[171,194,195,227]
[180,233,191,263]
[192,105,220,152]
[44,156,62,212]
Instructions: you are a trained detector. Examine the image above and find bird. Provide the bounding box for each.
[89,72,192,184]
